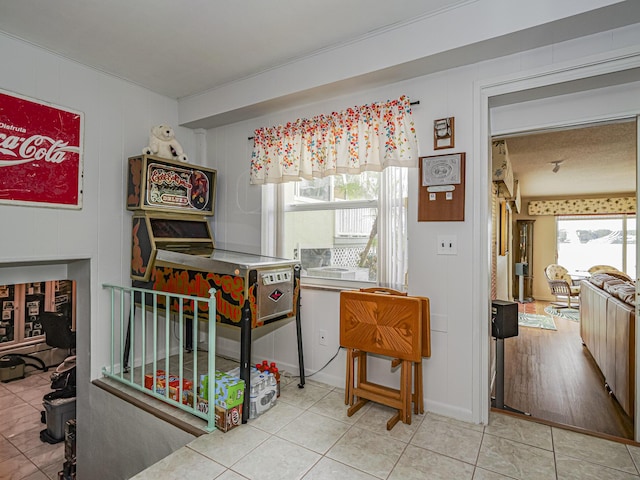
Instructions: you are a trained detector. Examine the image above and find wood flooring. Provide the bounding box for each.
[502,301,634,440]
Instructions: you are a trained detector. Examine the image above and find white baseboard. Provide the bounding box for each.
[425,399,479,425]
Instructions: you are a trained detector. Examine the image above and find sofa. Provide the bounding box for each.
[580,273,636,418]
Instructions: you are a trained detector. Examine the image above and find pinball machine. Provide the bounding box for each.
[126,155,305,422]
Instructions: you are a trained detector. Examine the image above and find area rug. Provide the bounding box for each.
[544,306,580,322]
[518,312,557,330]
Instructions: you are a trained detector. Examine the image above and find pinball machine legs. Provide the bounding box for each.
[185,318,193,353]
[123,310,133,373]
[240,301,252,424]
[295,280,305,389]
[238,287,306,424]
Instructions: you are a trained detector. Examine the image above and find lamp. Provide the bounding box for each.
[550,160,563,173]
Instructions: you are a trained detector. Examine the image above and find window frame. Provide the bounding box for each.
[263,169,408,290]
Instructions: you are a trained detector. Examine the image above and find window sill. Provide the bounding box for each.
[300,277,376,292]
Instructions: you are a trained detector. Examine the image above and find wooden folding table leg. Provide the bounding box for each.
[345,348,353,405]
[386,410,402,430]
[403,359,412,424]
[358,350,367,386]
[413,360,424,414]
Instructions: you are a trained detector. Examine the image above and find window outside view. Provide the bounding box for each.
[283,172,380,283]
[556,215,636,278]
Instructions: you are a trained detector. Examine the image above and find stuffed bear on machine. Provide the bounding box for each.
[142,124,188,162]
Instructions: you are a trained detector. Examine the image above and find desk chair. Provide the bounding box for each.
[5,309,75,376]
[39,309,76,359]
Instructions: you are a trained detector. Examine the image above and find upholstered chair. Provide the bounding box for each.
[588,264,633,282]
[544,264,581,308]
[588,264,618,274]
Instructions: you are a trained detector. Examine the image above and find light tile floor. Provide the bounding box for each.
[0,368,66,480]
[6,362,640,480]
[131,373,640,480]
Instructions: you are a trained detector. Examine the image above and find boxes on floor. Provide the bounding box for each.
[227,366,277,417]
[144,370,194,405]
[197,370,245,432]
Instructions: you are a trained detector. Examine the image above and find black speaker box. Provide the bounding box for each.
[491,300,518,339]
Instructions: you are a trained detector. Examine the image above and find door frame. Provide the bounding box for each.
[472,45,640,436]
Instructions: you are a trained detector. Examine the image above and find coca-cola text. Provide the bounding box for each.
[0,133,79,165]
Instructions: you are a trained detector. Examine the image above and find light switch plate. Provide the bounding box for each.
[437,234,457,255]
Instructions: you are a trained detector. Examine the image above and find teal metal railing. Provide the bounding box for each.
[102,284,217,431]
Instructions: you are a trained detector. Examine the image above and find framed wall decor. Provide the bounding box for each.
[434,117,455,150]
[0,88,84,209]
[418,152,465,221]
[499,200,510,256]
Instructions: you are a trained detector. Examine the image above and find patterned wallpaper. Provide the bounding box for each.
[491,183,497,300]
[528,197,635,216]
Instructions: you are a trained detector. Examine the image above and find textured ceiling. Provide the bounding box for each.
[502,121,637,199]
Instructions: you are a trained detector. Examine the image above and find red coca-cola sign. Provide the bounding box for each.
[0,89,83,208]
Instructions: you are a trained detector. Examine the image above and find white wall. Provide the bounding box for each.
[206,23,640,423]
[491,79,640,135]
[180,0,631,127]
[0,32,198,479]
[1,7,639,479]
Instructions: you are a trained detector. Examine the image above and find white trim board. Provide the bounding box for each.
[472,45,640,429]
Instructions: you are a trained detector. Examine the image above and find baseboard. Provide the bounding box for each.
[425,399,478,425]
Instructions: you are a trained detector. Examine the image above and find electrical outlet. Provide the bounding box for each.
[319,329,328,346]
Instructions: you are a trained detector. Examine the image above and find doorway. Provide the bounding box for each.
[490,120,637,439]
[472,48,640,440]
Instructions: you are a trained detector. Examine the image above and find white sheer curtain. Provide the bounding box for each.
[250,95,419,185]
[378,166,408,290]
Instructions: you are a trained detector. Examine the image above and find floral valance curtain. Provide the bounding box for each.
[250,95,419,185]
[528,197,636,215]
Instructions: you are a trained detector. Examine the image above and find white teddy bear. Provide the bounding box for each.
[142,124,188,162]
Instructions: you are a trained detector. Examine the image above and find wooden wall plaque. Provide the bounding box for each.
[418,153,465,222]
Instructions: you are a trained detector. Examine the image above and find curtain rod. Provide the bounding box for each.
[247,100,420,141]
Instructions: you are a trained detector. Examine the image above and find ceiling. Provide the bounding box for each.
[497,121,637,199]
[0,0,467,100]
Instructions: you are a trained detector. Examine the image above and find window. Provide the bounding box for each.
[272,167,408,289]
[556,215,636,277]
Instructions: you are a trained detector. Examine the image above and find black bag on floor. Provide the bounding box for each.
[44,356,76,400]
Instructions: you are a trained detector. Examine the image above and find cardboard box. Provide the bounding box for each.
[215,404,242,432]
[195,398,242,433]
[199,370,244,409]
[144,370,193,405]
[196,371,245,432]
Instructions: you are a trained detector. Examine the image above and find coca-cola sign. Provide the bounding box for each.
[0,89,83,208]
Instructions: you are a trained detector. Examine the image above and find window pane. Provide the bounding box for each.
[626,216,636,278]
[557,216,626,274]
[284,207,378,282]
[280,169,406,288]
[295,177,331,202]
[333,172,379,201]
[293,172,379,204]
